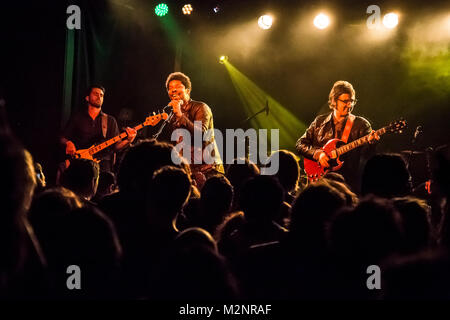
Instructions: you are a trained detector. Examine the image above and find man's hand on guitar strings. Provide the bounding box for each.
[66,140,76,155]
[125,127,137,142]
[318,151,330,168]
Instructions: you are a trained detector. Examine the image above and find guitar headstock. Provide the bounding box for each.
[144,112,169,127]
[388,118,407,134]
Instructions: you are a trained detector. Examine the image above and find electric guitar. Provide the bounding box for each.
[303,119,407,182]
[65,112,168,168]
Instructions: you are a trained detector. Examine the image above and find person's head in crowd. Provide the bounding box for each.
[0,136,46,295]
[117,139,183,196]
[239,175,284,223]
[393,196,432,253]
[361,153,412,198]
[34,162,46,192]
[323,172,346,184]
[197,175,233,233]
[148,166,192,232]
[328,196,404,264]
[94,171,116,200]
[225,158,260,209]
[61,159,99,200]
[325,179,358,206]
[289,180,347,253]
[61,205,122,298]
[152,227,239,300]
[1,137,37,220]
[31,187,121,298]
[215,211,246,244]
[268,150,300,196]
[28,187,83,263]
[175,227,218,253]
[29,187,82,220]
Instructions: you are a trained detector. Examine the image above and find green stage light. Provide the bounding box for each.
[219,55,228,64]
[223,61,307,150]
[155,3,169,17]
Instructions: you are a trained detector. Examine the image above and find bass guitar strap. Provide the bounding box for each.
[101,112,116,167]
[101,113,108,138]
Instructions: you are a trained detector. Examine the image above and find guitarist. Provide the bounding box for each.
[60,85,137,173]
[296,80,379,192]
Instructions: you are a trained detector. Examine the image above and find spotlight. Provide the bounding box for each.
[219,55,228,64]
[383,13,399,29]
[182,4,193,15]
[155,3,169,17]
[213,6,220,13]
[258,15,273,30]
[314,13,330,29]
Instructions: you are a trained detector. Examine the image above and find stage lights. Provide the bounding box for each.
[219,55,228,64]
[383,13,399,29]
[182,4,193,15]
[258,15,273,30]
[155,3,169,17]
[314,13,330,29]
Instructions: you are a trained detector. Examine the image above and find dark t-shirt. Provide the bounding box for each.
[62,109,120,171]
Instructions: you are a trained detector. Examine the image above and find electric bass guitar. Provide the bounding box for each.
[65,112,168,168]
[303,119,407,182]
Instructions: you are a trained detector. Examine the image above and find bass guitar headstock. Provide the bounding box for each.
[144,112,169,127]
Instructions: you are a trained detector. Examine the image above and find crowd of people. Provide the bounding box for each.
[2,103,450,300]
[1,74,450,300]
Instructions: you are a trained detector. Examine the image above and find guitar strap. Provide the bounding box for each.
[101,112,116,167]
[101,113,108,138]
[340,114,355,143]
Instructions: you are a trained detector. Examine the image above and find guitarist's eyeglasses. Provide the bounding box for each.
[337,98,357,105]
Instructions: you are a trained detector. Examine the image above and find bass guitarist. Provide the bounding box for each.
[60,85,137,173]
[296,80,379,193]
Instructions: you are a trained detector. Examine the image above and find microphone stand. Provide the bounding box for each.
[407,126,422,170]
[240,101,269,159]
[152,106,174,140]
[241,100,269,125]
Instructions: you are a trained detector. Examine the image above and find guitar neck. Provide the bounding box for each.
[336,127,387,156]
[89,123,144,155]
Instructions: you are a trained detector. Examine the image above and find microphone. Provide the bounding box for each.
[265,100,269,115]
[164,100,184,115]
[412,125,422,143]
[168,100,184,108]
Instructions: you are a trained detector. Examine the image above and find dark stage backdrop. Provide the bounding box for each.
[0,0,449,185]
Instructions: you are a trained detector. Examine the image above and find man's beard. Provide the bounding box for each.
[89,99,102,108]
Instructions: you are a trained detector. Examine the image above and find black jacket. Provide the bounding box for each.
[170,99,224,174]
[296,112,374,192]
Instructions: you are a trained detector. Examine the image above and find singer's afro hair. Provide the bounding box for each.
[166,72,192,92]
